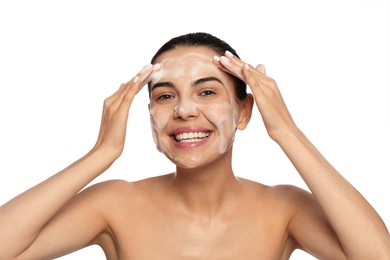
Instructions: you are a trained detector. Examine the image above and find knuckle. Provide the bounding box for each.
[103,98,111,109]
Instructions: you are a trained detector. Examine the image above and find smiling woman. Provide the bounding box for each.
[149,44,249,169]
[0,32,389,260]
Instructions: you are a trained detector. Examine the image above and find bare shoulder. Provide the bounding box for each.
[83,173,171,195]
[81,179,136,198]
[131,173,173,189]
[76,179,146,214]
[236,178,316,216]
[269,184,313,203]
[238,177,311,200]
[79,174,173,211]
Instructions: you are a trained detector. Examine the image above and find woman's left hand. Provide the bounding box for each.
[212,51,297,142]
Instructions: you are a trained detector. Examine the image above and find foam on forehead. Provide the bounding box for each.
[150,52,220,85]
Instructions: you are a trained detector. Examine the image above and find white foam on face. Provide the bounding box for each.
[151,53,218,85]
[149,50,241,168]
[199,102,238,154]
[172,91,198,117]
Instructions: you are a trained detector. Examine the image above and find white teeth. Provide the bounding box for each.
[175,132,210,142]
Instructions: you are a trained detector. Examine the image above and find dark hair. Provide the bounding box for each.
[150,32,247,100]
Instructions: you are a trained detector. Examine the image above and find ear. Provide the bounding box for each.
[236,93,254,130]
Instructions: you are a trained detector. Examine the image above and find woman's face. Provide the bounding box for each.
[149,46,243,168]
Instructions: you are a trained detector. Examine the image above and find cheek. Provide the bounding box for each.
[150,106,170,133]
[201,102,239,133]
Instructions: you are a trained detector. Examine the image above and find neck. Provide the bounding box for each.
[169,149,240,216]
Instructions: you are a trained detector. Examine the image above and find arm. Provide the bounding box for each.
[213,52,390,259]
[275,121,389,259]
[0,64,157,259]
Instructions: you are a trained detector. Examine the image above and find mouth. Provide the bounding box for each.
[173,131,211,143]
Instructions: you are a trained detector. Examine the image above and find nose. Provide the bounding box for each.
[173,97,199,120]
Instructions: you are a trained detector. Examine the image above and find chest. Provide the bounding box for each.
[106,207,291,260]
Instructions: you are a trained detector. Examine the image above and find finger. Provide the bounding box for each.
[112,63,155,106]
[212,55,235,75]
[242,63,269,81]
[118,63,161,113]
[96,63,159,147]
[256,64,266,75]
[125,63,160,98]
[221,52,244,76]
[213,54,246,82]
[224,50,245,66]
[138,63,161,90]
[241,63,273,96]
[242,63,281,104]
[103,82,128,108]
[241,64,262,93]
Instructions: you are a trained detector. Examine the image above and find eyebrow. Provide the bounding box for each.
[151,81,175,91]
[151,76,224,92]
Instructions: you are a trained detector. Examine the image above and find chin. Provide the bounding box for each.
[162,153,209,169]
[169,157,204,169]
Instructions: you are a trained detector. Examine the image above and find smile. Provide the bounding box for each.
[174,132,210,143]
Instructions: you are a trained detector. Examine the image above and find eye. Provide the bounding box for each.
[157,94,175,101]
[199,90,216,96]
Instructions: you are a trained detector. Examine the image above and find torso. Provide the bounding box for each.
[92,176,300,260]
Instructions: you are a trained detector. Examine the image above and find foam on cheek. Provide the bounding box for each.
[149,106,170,154]
[201,102,238,154]
[150,102,201,169]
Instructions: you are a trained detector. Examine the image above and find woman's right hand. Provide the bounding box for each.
[93,63,160,158]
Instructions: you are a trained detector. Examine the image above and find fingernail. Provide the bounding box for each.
[220,56,230,63]
[225,50,234,58]
[153,63,161,71]
[213,56,220,62]
[244,64,250,70]
[133,76,139,83]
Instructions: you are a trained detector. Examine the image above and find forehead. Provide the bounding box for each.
[154,46,219,64]
[151,46,227,84]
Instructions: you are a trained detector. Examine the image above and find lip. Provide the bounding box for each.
[169,126,213,148]
[170,126,212,135]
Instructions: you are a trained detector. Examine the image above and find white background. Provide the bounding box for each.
[0,0,389,259]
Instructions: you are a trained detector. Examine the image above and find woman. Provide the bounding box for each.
[0,32,389,259]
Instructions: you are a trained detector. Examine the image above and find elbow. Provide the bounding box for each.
[374,250,390,260]
[361,240,390,260]
[377,236,390,260]
[380,245,390,260]
[344,237,390,260]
